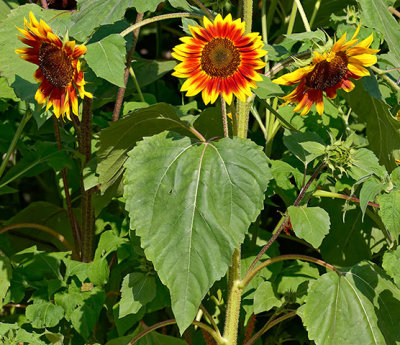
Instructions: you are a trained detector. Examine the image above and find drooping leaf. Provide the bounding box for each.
[69,0,136,41]
[132,0,163,12]
[378,189,400,239]
[87,258,109,286]
[0,255,11,306]
[254,75,283,99]
[26,300,64,328]
[97,103,190,195]
[348,148,387,181]
[299,261,400,345]
[288,206,330,248]
[133,58,177,87]
[359,176,384,218]
[85,34,126,87]
[283,131,325,165]
[119,272,156,318]
[124,132,271,332]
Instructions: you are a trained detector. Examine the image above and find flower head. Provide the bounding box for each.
[172,14,267,105]
[273,26,379,115]
[15,12,92,120]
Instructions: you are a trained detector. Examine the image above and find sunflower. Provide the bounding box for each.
[273,26,379,115]
[172,14,267,105]
[15,12,92,120]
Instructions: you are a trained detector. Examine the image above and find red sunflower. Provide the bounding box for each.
[15,11,92,120]
[273,26,379,115]
[172,14,267,105]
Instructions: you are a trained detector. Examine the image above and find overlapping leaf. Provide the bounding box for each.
[124,132,271,332]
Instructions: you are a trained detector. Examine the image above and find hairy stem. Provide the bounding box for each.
[113,13,144,121]
[191,0,215,20]
[53,116,82,259]
[221,98,229,138]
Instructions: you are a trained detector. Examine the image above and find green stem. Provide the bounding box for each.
[312,190,380,208]
[371,65,400,91]
[243,311,297,345]
[129,67,145,103]
[240,254,337,290]
[294,0,311,32]
[287,1,298,35]
[120,13,203,37]
[309,0,321,28]
[223,248,241,345]
[0,106,31,180]
[191,0,215,20]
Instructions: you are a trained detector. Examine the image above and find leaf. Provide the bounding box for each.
[85,34,126,87]
[87,258,109,286]
[168,0,192,11]
[26,300,64,328]
[349,148,387,181]
[94,230,129,260]
[300,261,400,345]
[283,131,325,164]
[119,273,156,318]
[359,0,400,65]
[383,247,400,287]
[0,255,11,306]
[346,78,400,172]
[97,103,190,195]
[359,177,384,218]
[133,58,177,87]
[288,206,330,248]
[132,0,163,12]
[124,132,271,332]
[70,287,106,340]
[253,281,282,314]
[378,189,400,239]
[0,5,73,101]
[254,75,283,99]
[193,106,232,139]
[69,0,136,41]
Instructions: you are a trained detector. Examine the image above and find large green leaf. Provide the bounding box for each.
[359,0,400,65]
[0,255,11,307]
[0,5,73,101]
[299,261,400,345]
[383,247,400,287]
[85,34,126,87]
[346,79,400,172]
[133,58,177,88]
[124,132,271,332]
[69,0,135,41]
[288,206,330,248]
[97,103,190,195]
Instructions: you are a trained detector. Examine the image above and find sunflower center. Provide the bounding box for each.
[201,38,241,78]
[305,51,348,90]
[39,42,74,88]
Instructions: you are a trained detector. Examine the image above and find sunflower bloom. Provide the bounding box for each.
[172,14,267,105]
[273,26,379,115]
[15,12,92,120]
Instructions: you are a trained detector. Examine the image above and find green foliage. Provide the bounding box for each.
[124,132,271,331]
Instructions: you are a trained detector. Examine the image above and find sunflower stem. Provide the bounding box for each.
[53,116,82,259]
[0,105,31,180]
[120,13,203,38]
[371,66,400,91]
[221,99,229,138]
[191,0,215,20]
[129,67,145,103]
[294,0,311,32]
[287,1,298,35]
[113,12,144,121]
[309,0,321,28]
[40,0,49,9]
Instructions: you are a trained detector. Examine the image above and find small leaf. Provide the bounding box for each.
[119,273,156,318]
[94,230,128,260]
[288,206,330,248]
[253,281,282,314]
[359,176,384,218]
[383,247,400,287]
[254,75,283,99]
[349,148,386,181]
[133,58,177,87]
[300,261,400,345]
[378,189,400,238]
[124,132,271,332]
[26,300,64,328]
[0,255,12,306]
[283,131,325,164]
[85,34,126,87]
[87,258,109,286]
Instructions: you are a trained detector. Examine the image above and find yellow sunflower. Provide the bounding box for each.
[172,14,267,105]
[15,12,92,120]
[273,26,379,115]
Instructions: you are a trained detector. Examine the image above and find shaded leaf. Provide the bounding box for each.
[0,255,11,306]
[133,58,177,87]
[383,247,400,287]
[26,300,64,328]
[124,132,271,332]
[359,177,384,218]
[288,206,330,248]
[85,34,126,87]
[378,189,400,239]
[254,281,282,314]
[283,131,325,164]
